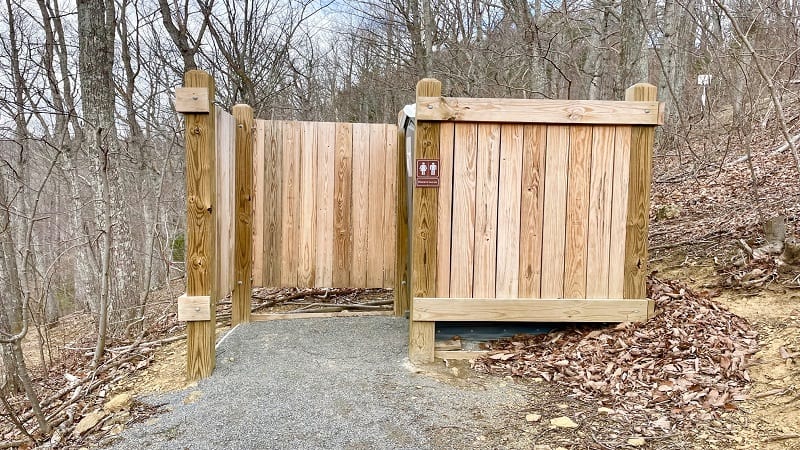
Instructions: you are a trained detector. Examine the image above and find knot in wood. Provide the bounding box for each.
[192,126,202,135]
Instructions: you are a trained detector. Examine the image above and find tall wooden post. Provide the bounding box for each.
[408,79,442,363]
[182,70,217,380]
[233,104,254,325]
[623,83,657,312]
[395,111,409,316]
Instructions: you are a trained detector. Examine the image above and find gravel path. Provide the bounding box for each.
[108,317,526,449]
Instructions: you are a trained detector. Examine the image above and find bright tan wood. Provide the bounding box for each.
[412,297,652,322]
[351,123,370,288]
[251,120,266,286]
[315,122,335,287]
[609,126,632,297]
[183,70,216,380]
[215,109,236,297]
[395,114,410,315]
[232,105,253,325]
[383,124,398,288]
[177,295,212,321]
[409,78,442,364]
[586,126,615,298]
[435,122,455,298]
[496,124,523,297]
[449,122,477,298]
[519,125,546,298]
[175,87,210,113]
[367,124,387,287]
[416,97,663,125]
[434,350,488,360]
[540,125,570,298]
[333,122,353,288]
[473,123,501,298]
[624,84,657,301]
[264,120,283,286]
[252,310,393,321]
[280,121,301,286]
[298,121,317,287]
[563,125,592,298]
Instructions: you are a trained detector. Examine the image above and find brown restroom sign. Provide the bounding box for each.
[415,159,440,187]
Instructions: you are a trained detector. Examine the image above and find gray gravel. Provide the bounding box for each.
[108,317,527,450]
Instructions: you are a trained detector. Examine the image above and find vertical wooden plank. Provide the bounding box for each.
[252,120,265,286]
[435,122,455,298]
[586,126,615,298]
[215,110,235,297]
[496,124,523,298]
[395,114,410,315]
[564,126,592,298]
[519,125,546,298]
[367,124,387,287]
[383,124,398,288]
[280,121,301,286]
[624,84,657,302]
[232,104,253,325]
[183,70,216,380]
[609,126,632,297]
[540,125,570,298]
[449,122,478,298]
[298,121,317,287]
[333,122,353,288]
[409,78,441,364]
[264,120,283,286]
[315,122,335,287]
[473,123,500,298]
[350,123,370,288]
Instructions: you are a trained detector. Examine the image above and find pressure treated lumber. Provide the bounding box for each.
[394,113,409,315]
[518,125,546,298]
[416,97,664,125]
[412,298,652,322]
[183,70,216,380]
[177,295,211,321]
[232,104,253,325]
[252,310,393,321]
[623,84,657,302]
[409,78,441,364]
[434,350,489,360]
[263,120,283,286]
[252,120,266,286]
[175,87,210,113]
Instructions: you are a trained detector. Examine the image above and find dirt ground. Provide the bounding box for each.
[107,253,799,450]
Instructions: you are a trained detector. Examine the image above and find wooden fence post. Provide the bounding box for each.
[233,104,254,325]
[623,83,657,311]
[395,111,409,316]
[409,78,442,363]
[182,70,217,380]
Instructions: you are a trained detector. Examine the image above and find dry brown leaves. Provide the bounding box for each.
[474,277,760,424]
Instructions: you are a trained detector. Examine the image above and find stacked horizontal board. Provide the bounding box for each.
[252,120,397,289]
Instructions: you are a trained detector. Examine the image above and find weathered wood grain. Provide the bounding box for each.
[416,97,663,125]
[519,125,547,298]
[496,124,523,297]
[333,122,353,288]
[563,125,592,298]
[264,120,283,286]
[624,84,657,301]
[350,123,371,288]
[315,122,335,287]
[280,121,301,286]
[395,113,409,314]
[609,126,632,297]
[435,122,455,298]
[298,121,318,287]
[232,104,253,325]
[412,298,652,322]
[367,124,387,287]
[540,125,570,298]
[586,126,615,298]
[383,124,398,288]
[449,122,478,298]
[473,123,500,298]
[252,120,266,286]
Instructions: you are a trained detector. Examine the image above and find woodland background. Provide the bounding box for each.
[1,0,799,443]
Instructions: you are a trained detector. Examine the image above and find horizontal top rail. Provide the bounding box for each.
[416,96,664,125]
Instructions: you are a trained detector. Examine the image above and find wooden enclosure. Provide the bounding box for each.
[402,79,663,363]
[250,120,398,289]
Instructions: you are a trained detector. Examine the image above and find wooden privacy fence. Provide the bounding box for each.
[250,120,397,289]
[402,79,663,363]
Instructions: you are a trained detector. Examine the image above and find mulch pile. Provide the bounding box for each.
[474,278,760,421]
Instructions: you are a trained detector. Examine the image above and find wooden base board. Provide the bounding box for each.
[251,310,393,321]
[434,350,488,360]
[412,298,653,322]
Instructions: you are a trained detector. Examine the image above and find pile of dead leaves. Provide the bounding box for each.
[474,278,759,421]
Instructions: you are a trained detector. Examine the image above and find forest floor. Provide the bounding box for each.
[3,123,799,449]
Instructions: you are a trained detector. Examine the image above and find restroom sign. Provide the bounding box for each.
[415,159,440,187]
